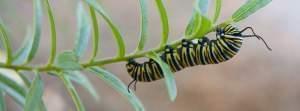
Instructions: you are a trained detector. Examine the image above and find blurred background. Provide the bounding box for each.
[1,0,299,111]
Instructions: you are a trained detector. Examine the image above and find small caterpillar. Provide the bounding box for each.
[126,24,272,91]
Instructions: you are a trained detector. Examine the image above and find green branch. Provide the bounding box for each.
[0,24,215,73]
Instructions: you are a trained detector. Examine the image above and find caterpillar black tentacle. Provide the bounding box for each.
[237,27,272,51]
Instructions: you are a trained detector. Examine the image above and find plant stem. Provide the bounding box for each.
[0,26,215,73]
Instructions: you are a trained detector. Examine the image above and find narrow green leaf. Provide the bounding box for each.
[74,2,91,58]
[59,73,85,111]
[185,4,213,39]
[232,0,272,22]
[0,53,28,106]
[195,0,210,15]
[212,0,222,23]
[45,0,57,65]
[18,72,47,111]
[195,16,212,38]
[147,52,177,101]
[66,71,99,101]
[29,0,43,62]
[24,72,44,111]
[89,6,100,62]
[18,73,31,88]
[37,102,47,111]
[84,0,126,57]
[13,0,43,64]
[27,0,43,63]
[0,19,13,65]
[0,89,6,111]
[54,51,82,70]
[136,0,149,52]
[0,70,46,110]
[185,10,202,38]
[13,27,32,64]
[88,67,144,111]
[0,72,26,105]
[155,0,169,48]
[185,0,213,38]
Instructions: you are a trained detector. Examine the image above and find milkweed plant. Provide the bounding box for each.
[0,0,271,111]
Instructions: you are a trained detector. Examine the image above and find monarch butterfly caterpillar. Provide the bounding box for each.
[126,24,272,92]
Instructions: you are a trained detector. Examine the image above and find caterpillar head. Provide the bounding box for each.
[216,26,225,37]
[126,58,137,72]
[164,45,174,53]
[216,24,241,37]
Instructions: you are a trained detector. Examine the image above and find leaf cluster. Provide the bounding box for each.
[0,0,271,110]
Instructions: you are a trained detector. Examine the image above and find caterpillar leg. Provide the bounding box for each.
[178,39,198,67]
[160,45,184,72]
